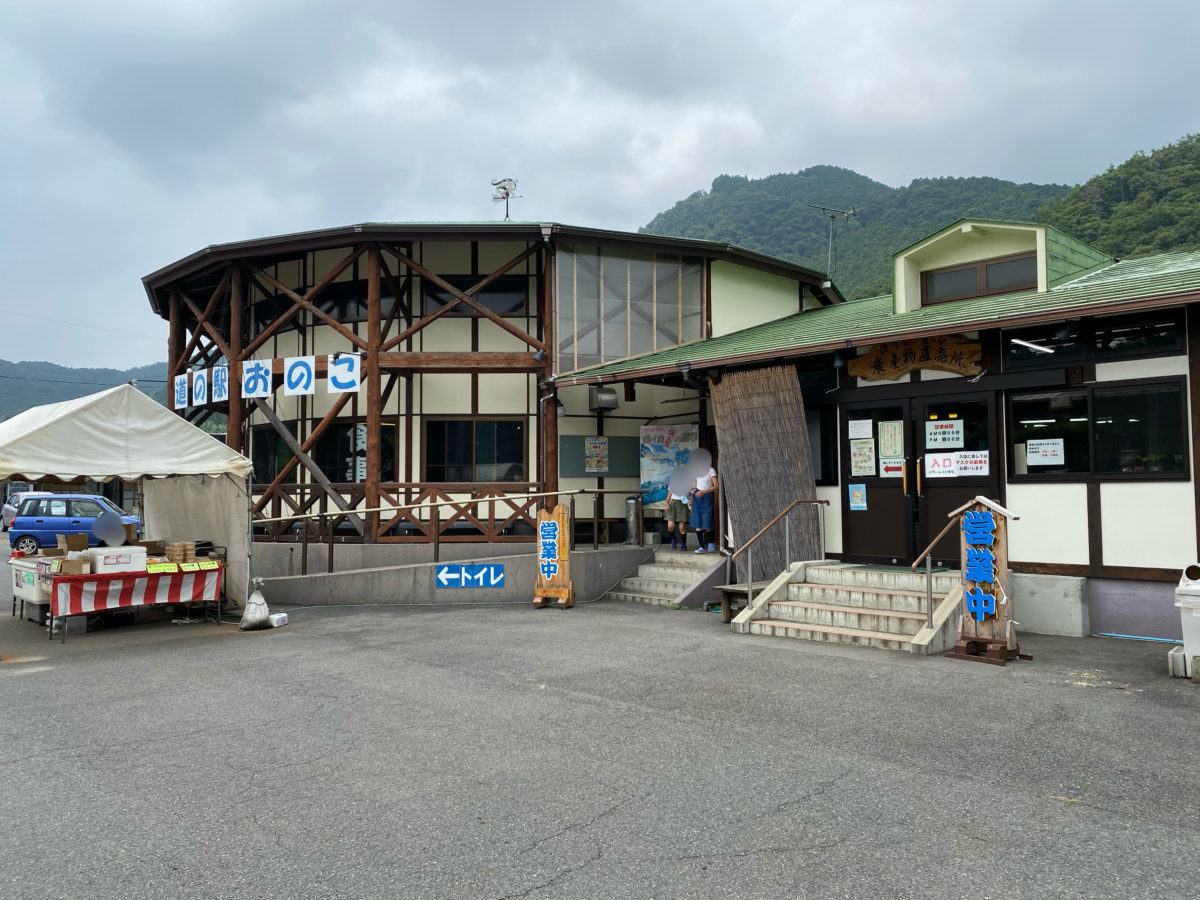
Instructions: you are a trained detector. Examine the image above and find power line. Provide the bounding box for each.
[0,307,164,341]
[0,373,168,385]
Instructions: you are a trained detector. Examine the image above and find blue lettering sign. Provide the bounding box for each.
[242,360,272,398]
[964,546,996,583]
[327,353,362,393]
[435,564,505,588]
[284,356,315,396]
[173,374,189,410]
[965,587,996,622]
[962,510,996,546]
[212,366,229,402]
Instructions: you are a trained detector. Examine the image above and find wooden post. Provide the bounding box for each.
[541,243,559,506]
[227,265,244,453]
[366,245,382,541]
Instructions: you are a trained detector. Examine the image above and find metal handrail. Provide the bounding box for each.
[909,513,962,628]
[726,498,830,606]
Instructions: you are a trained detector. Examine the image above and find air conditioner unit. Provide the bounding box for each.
[589,386,619,411]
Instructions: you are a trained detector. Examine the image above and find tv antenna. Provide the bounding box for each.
[491,178,521,220]
[808,203,856,279]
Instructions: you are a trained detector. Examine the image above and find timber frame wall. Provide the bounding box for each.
[158,233,555,544]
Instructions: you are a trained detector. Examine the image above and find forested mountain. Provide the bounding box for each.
[642,135,1200,299]
[642,166,1071,299]
[1035,134,1200,258]
[0,360,167,422]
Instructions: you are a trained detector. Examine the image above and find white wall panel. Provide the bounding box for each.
[1101,481,1196,569]
[1005,482,1090,565]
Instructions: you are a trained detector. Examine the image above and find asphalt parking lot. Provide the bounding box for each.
[2,537,1198,899]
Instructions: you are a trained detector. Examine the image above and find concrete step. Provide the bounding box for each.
[767,599,924,636]
[617,575,696,597]
[651,549,724,570]
[804,564,958,595]
[786,582,930,613]
[747,618,914,651]
[639,562,719,581]
[608,589,686,608]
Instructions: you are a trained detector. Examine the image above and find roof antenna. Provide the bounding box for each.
[491,178,521,220]
[808,203,856,286]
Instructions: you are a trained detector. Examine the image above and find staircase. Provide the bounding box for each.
[734,562,962,654]
[607,546,723,607]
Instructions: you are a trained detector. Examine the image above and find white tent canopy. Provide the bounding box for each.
[0,384,254,602]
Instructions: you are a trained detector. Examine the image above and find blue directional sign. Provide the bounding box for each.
[434,563,505,589]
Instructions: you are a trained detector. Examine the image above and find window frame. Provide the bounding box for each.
[922,251,1037,305]
[422,416,529,484]
[1004,308,1186,371]
[420,274,532,318]
[1006,375,1190,483]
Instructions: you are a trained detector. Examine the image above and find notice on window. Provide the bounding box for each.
[878,420,904,458]
[925,419,964,449]
[925,453,958,477]
[584,436,609,474]
[879,457,904,478]
[850,439,876,476]
[955,451,989,476]
[848,483,867,511]
[1026,438,1065,466]
[848,419,873,440]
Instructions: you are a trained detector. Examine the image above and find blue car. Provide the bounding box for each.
[8,494,140,556]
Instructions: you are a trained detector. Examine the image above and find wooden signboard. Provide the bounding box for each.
[946,496,1029,665]
[848,335,982,381]
[533,503,574,608]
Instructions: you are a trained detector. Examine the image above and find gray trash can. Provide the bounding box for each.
[624,496,641,545]
[1174,583,1200,677]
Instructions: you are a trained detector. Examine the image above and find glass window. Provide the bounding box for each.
[1093,310,1184,359]
[1093,382,1185,474]
[1010,390,1090,474]
[71,500,104,517]
[986,256,1037,291]
[251,426,298,485]
[1009,380,1187,478]
[421,274,529,317]
[922,252,1036,304]
[424,419,526,483]
[555,244,705,373]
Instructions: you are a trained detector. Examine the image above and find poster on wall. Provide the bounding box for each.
[925,419,964,449]
[847,419,873,439]
[1026,438,1065,466]
[879,457,904,478]
[955,451,989,476]
[878,420,905,458]
[639,424,700,510]
[925,453,958,477]
[848,483,867,511]
[850,439,877,477]
[584,437,609,474]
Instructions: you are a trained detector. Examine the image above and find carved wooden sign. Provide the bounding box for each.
[848,335,982,381]
[533,503,574,608]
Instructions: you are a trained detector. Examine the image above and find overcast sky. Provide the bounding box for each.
[2,0,1197,370]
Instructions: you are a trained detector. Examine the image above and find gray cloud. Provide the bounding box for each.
[0,0,1197,367]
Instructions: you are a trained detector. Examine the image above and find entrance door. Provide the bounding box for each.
[841,393,999,567]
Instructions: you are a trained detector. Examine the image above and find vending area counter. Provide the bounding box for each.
[50,562,223,642]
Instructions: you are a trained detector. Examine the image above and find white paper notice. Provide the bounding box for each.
[879,457,904,478]
[955,451,989,476]
[1026,438,1065,466]
[924,453,958,477]
[925,419,964,449]
[850,439,877,476]
[848,419,873,440]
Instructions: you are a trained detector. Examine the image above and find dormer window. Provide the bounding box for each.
[921,252,1037,305]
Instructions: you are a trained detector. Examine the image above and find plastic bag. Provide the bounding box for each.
[239,578,271,631]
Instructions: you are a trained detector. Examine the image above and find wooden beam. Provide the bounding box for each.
[380,243,543,352]
[376,351,541,371]
[179,293,236,363]
[366,245,382,541]
[241,245,367,357]
[252,398,365,535]
[246,264,370,354]
[168,291,185,379]
[252,391,353,514]
[542,244,559,504]
[227,265,244,453]
[178,268,231,371]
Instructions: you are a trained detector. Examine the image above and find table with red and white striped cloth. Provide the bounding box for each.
[51,566,223,636]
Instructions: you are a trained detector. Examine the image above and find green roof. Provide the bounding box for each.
[555,248,1200,384]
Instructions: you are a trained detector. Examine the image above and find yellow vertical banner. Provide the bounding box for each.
[534,504,574,608]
